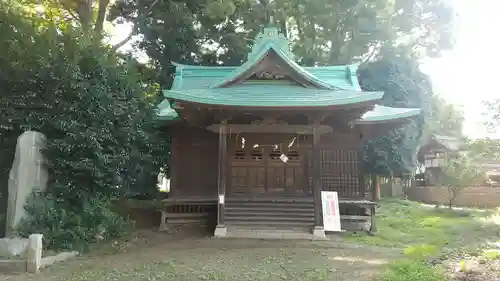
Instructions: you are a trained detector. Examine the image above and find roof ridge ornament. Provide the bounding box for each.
[247,24,295,61]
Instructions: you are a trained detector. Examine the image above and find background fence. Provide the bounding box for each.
[405,186,500,209]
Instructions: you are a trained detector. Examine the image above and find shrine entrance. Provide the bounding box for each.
[228,134,311,197]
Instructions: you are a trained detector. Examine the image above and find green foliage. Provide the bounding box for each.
[439,153,487,188]
[358,55,432,176]
[17,191,133,251]
[403,244,439,261]
[0,4,168,249]
[427,95,465,138]
[438,152,487,208]
[110,0,455,87]
[483,99,500,134]
[16,0,114,41]
[466,138,500,163]
[378,259,448,281]
[482,250,500,260]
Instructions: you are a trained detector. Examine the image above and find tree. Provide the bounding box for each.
[0,3,168,249]
[482,99,500,134]
[427,95,465,138]
[358,54,432,176]
[109,0,455,87]
[466,138,500,163]
[16,0,160,48]
[437,152,487,208]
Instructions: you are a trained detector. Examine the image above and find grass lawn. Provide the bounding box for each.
[346,199,499,253]
[1,199,499,281]
[347,199,500,281]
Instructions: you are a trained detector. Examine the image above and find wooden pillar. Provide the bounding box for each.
[312,125,326,239]
[371,174,380,201]
[214,120,228,237]
[357,130,366,198]
[369,174,379,234]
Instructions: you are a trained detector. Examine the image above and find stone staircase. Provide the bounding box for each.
[224,197,315,239]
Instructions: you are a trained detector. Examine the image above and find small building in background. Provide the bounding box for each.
[418,134,463,186]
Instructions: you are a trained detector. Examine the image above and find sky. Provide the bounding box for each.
[421,0,500,139]
[111,0,499,139]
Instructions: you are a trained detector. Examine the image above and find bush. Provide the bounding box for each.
[17,191,134,252]
[438,152,487,208]
[1,4,168,250]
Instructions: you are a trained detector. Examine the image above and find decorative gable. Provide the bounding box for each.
[212,40,334,89]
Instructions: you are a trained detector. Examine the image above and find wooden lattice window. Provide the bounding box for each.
[288,150,300,161]
[319,149,361,197]
[250,149,263,160]
[269,149,282,161]
[234,150,245,160]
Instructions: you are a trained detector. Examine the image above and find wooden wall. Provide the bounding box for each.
[170,127,219,197]
[169,127,363,198]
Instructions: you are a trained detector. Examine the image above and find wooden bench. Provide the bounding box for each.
[157,197,218,231]
[338,199,378,234]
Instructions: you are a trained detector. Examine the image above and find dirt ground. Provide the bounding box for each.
[1,229,403,281]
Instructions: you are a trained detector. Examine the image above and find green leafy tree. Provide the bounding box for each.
[358,54,432,176]
[483,99,500,134]
[438,152,487,208]
[15,0,160,48]
[427,95,464,138]
[466,138,500,163]
[0,3,167,249]
[109,0,455,87]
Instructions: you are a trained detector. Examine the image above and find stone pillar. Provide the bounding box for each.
[312,125,325,239]
[6,131,48,237]
[26,234,43,273]
[214,121,228,237]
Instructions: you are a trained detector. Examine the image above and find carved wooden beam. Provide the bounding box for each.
[206,124,333,135]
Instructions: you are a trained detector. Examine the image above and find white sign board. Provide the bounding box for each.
[321,191,341,232]
[279,154,289,163]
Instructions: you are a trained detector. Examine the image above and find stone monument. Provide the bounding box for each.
[5,131,48,237]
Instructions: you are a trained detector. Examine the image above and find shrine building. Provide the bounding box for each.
[155,25,420,239]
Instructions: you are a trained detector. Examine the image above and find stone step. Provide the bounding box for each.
[225,208,314,216]
[225,215,314,222]
[225,220,313,228]
[226,227,314,240]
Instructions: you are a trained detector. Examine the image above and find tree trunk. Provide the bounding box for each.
[371,174,380,201]
[76,0,94,36]
[93,0,111,41]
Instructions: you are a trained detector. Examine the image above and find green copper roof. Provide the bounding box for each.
[170,27,362,92]
[156,26,420,123]
[156,101,421,123]
[157,99,179,121]
[163,85,383,107]
[171,62,361,91]
[356,106,421,123]
[210,42,334,89]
